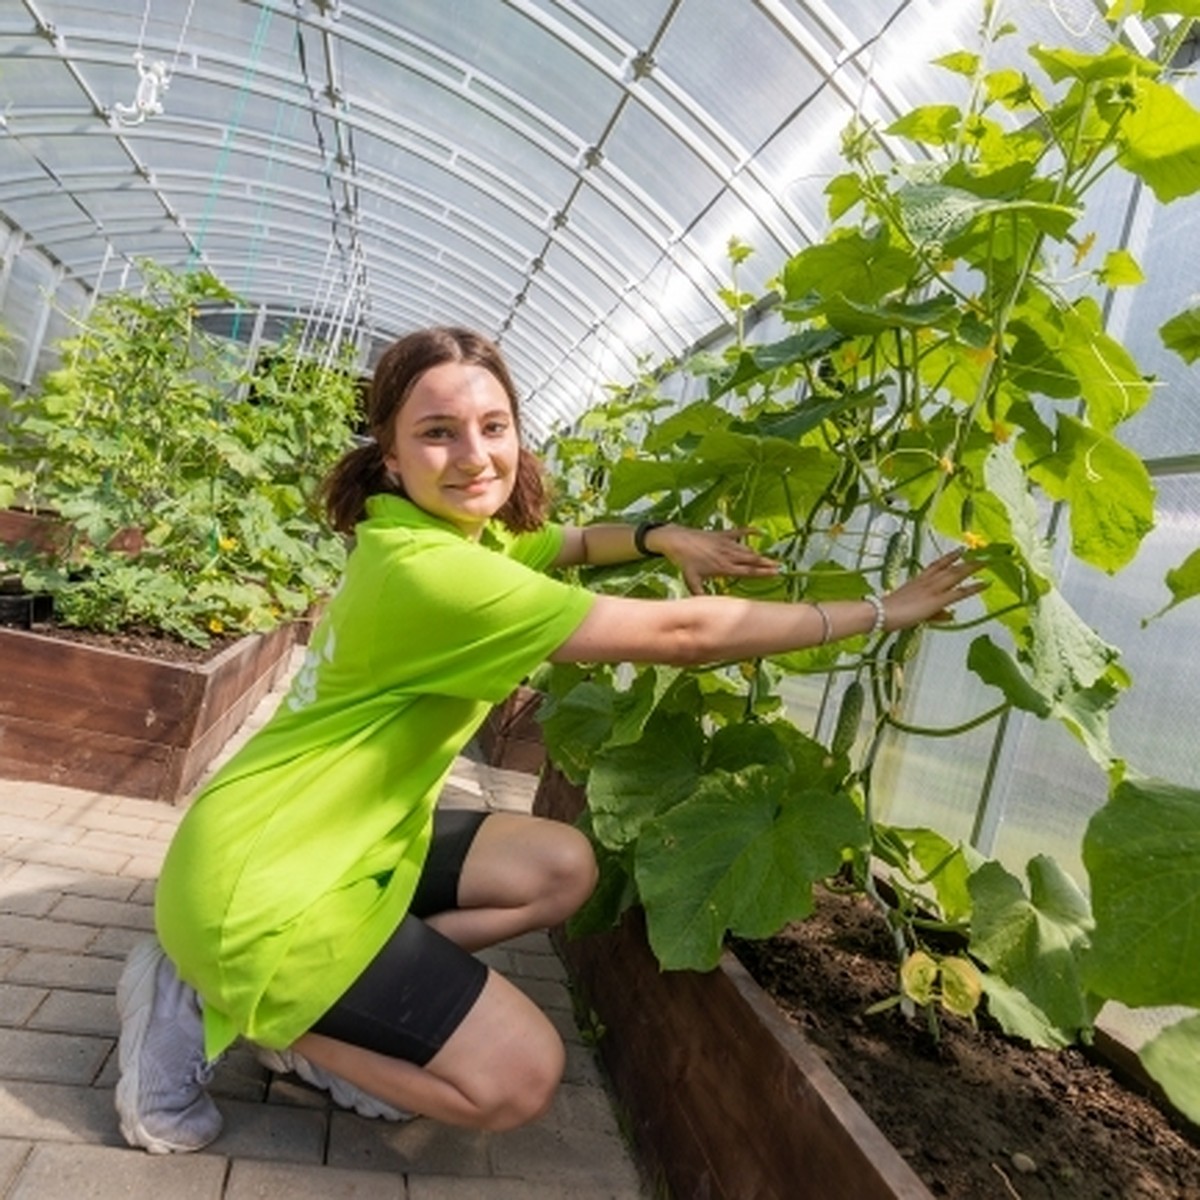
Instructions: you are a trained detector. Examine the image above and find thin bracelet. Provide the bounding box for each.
[810,601,833,645]
[864,594,886,635]
[634,520,667,557]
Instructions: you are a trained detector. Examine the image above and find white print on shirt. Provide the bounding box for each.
[286,579,344,713]
[287,626,337,713]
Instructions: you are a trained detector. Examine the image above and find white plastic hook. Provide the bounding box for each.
[112,50,170,126]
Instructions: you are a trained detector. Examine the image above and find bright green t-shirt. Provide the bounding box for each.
[155,495,595,1060]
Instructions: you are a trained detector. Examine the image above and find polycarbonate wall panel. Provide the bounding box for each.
[360,2,626,151]
[660,0,835,153]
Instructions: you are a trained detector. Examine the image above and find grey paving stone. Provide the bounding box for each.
[326,1112,491,1177]
[516,975,575,1013]
[0,913,98,953]
[118,856,167,880]
[7,951,123,992]
[543,1081,624,1136]
[0,1080,123,1146]
[7,842,129,876]
[207,1046,271,1103]
[76,829,174,860]
[204,1096,327,1164]
[0,892,59,919]
[0,814,81,844]
[87,925,148,960]
[489,1120,646,1193]
[94,1046,119,1089]
[560,1041,605,1088]
[67,810,166,840]
[0,789,59,819]
[509,950,567,982]
[225,1158,405,1199]
[27,989,118,1038]
[49,895,156,931]
[0,1029,112,1085]
[408,1181,590,1200]
[7,1141,227,1200]
[0,1138,33,1192]
[0,983,50,1026]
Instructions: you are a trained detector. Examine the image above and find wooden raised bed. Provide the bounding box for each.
[533,765,933,1200]
[0,622,295,804]
[477,684,546,774]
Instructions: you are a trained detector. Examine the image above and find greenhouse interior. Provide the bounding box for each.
[1,0,1198,1197]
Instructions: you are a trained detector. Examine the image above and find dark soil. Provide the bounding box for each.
[21,617,229,664]
[732,888,1200,1200]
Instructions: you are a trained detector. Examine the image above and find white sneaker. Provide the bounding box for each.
[114,937,223,1153]
[254,1045,413,1121]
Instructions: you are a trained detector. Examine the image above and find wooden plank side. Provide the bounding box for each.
[189,624,295,742]
[0,627,204,745]
[536,766,933,1200]
[0,710,174,799]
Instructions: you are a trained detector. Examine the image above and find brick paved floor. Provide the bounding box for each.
[0,656,651,1199]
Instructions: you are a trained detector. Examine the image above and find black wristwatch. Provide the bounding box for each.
[634,520,668,557]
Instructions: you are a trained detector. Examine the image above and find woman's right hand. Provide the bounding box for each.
[880,550,987,631]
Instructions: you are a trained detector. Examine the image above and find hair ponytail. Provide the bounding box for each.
[322,441,401,535]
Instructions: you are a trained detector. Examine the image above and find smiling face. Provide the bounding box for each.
[382,360,520,539]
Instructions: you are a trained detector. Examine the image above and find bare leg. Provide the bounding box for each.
[293,967,564,1130]
[424,811,597,951]
[282,813,596,1130]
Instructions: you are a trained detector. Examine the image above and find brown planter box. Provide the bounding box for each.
[0,622,295,804]
[476,684,546,774]
[533,766,933,1200]
[0,508,67,556]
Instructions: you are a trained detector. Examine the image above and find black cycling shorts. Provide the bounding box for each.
[310,808,490,1066]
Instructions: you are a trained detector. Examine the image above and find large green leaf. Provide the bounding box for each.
[1117,76,1200,203]
[636,767,866,970]
[1031,415,1155,573]
[1139,1013,1200,1126]
[819,292,960,336]
[642,400,732,452]
[1009,296,1152,429]
[706,329,845,400]
[1160,306,1200,364]
[1144,546,1200,623]
[539,680,620,783]
[984,442,1056,584]
[780,230,918,305]
[607,456,714,510]
[1083,776,1200,1007]
[1028,588,1123,766]
[968,856,1097,1047]
[1029,42,1158,85]
[587,710,706,849]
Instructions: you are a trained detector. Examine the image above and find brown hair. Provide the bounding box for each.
[322,326,550,535]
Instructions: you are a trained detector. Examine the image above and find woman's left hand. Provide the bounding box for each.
[652,525,781,595]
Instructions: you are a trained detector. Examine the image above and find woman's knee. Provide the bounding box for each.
[478,1027,565,1131]
[540,823,598,915]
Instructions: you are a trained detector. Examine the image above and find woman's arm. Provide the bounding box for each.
[549,550,984,666]
[554,522,780,594]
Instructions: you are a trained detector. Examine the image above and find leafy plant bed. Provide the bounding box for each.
[732,889,1200,1200]
[534,767,1200,1200]
[0,618,295,803]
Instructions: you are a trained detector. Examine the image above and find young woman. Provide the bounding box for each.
[115,326,982,1153]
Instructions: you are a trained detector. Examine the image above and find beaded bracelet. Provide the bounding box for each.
[864,593,886,635]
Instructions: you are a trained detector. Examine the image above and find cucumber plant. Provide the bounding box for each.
[538,0,1200,1120]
